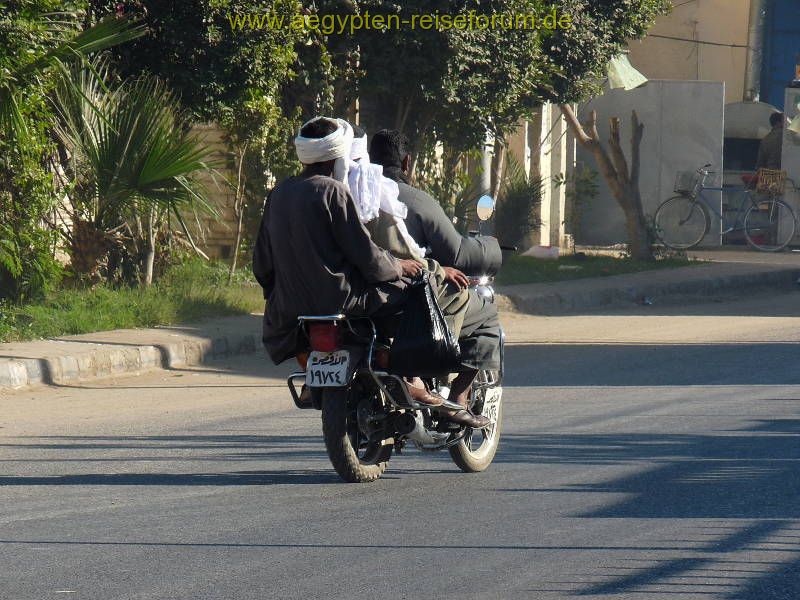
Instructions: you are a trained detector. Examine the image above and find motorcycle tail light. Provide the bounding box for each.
[308,323,341,352]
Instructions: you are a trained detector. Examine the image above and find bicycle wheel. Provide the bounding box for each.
[654,195,709,250]
[744,198,797,252]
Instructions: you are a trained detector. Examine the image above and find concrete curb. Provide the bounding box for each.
[0,330,261,391]
[497,267,800,315]
[4,263,799,391]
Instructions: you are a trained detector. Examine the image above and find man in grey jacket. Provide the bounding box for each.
[369,129,501,414]
[369,130,495,270]
[756,112,786,172]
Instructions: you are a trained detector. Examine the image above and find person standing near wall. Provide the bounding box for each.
[756,112,787,171]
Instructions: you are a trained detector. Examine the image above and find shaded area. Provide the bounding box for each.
[0,470,340,486]
[0,434,324,465]
[503,342,800,387]
[729,554,800,599]
[497,426,800,519]
[576,521,799,597]
[497,408,800,598]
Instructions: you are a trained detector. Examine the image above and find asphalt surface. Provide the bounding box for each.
[2,291,800,599]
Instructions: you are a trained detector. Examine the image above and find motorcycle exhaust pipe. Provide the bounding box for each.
[393,412,442,446]
[393,412,417,436]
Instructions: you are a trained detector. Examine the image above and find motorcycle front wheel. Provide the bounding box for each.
[321,387,392,483]
[448,370,503,473]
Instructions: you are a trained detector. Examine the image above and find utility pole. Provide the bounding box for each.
[744,0,767,102]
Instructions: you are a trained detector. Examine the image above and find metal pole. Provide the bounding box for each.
[744,0,767,102]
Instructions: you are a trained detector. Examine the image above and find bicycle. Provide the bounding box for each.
[654,164,798,252]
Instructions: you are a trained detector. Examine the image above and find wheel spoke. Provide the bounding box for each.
[745,199,796,251]
[655,196,708,249]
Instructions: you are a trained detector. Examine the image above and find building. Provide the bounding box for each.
[508,0,800,250]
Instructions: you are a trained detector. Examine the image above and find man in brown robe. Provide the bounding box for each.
[253,118,417,363]
[253,117,468,413]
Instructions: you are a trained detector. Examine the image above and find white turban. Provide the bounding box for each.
[345,125,425,260]
[350,133,369,161]
[294,117,353,184]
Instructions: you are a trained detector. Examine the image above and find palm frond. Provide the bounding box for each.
[14,16,145,84]
[53,65,217,234]
[1,10,144,146]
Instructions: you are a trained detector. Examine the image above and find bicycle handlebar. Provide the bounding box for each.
[697,163,714,175]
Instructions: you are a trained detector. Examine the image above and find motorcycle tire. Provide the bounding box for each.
[321,388,392,483]
[448,374,503,473]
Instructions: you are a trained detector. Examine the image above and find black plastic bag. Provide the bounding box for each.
[388,272,461,377]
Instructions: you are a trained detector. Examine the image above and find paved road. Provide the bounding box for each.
[2,292,800,599]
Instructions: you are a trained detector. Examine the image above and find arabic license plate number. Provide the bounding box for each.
[306,350,350,387]
[480,387,502,423]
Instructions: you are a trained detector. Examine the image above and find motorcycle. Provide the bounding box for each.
[286,195,509,483]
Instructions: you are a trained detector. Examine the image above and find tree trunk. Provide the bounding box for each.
[70,218,108,278]
[228,142,248,285]
[559,104,654,260]
[143,207,156,286]
[622,186,652,260]
[491,140,506,200]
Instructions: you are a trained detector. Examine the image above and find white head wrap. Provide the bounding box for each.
[344,124,425,259]
[294,117,353,184]
[350,133,369,161]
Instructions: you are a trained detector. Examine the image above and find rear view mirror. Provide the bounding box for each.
[476,195,495,221]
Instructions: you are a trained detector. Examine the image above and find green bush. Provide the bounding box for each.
[0,148,63,303]
[1,3,141,301]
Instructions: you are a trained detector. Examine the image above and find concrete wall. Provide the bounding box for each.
[577,81,725,246]
[186,124,238,260]
[628,0,751,105]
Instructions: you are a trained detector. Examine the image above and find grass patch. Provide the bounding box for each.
[0,260,264,343]
[496,253,697,286]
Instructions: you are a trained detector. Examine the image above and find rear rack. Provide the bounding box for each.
[297,314,346,322]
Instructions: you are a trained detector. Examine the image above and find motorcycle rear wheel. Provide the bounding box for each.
[448,371,503,473]
[321,388,392,483]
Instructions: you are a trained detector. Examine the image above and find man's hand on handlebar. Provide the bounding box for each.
[442,266,469,290]
[398,259,423,278]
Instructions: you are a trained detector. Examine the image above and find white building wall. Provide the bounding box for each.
[577,81,726,246]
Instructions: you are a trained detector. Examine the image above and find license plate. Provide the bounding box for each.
[306,350,350,387]
[480,387,502,423]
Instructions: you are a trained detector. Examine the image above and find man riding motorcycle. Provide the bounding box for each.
[368,129,502,420]
[252,117,495,428]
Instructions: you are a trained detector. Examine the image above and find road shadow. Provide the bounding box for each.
[496,408,800,598]
[0,469,341,486]
[499,282,800,318]
[503,342,800,387]
[0,433,327,466]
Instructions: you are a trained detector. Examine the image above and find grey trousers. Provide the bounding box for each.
[458,290,501,372]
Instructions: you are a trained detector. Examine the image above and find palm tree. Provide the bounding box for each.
[0,11,144,148]
[0,6,144,299]
[53,61,217,284]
